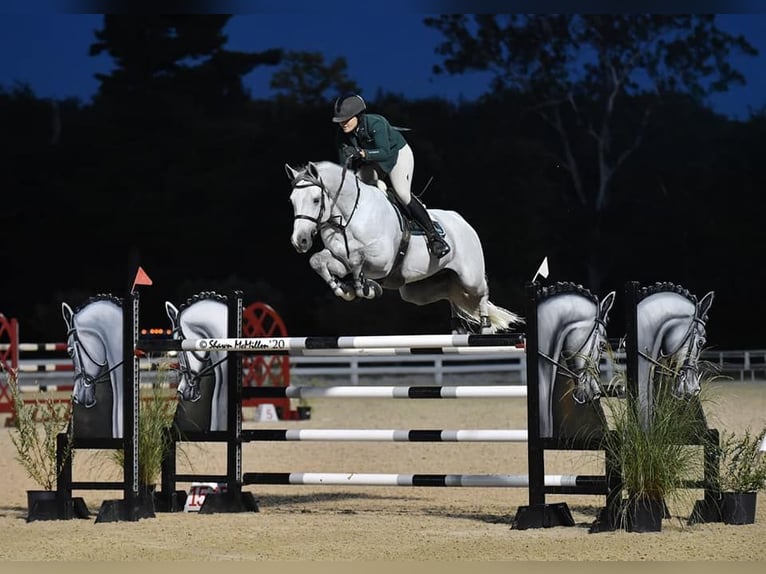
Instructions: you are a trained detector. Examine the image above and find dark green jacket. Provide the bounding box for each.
[336,113,407,173]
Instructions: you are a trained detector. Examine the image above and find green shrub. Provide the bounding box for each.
[715,426,766,493]
[5,369,73,490]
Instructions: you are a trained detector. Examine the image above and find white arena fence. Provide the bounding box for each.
[6,348,766,389]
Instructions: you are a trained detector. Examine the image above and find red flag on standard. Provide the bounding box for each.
[131,266,153,292]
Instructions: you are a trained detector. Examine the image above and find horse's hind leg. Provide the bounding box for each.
[399,272,464,332]
[310,250,355,301]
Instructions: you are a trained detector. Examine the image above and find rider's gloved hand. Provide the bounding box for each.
[343,145,363,162]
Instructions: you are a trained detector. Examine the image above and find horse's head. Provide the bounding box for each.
[664,291,714,399]
[166,297,227,403]
[286,162,328,253]
[62,299,121,409]
[564,291,616,404]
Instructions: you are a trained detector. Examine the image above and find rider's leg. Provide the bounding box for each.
[359,164,388,192]
[389,145,450,258]
[407,197,450,258]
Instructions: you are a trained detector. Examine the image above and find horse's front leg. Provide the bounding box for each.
[309,250,355,301]
[353,269,383,299]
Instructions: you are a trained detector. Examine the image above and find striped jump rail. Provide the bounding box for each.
[138,333,525,353]
[242,384,624,400]
[243,429,529,442]
[242,385,527,399]
[242,472,608,494]
[0,343,67,352]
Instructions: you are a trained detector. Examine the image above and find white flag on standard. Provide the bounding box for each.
[532,257,549,283]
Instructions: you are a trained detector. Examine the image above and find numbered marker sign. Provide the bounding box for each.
[184,482,228,512]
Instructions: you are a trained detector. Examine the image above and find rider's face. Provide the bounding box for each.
[339,116,358,133]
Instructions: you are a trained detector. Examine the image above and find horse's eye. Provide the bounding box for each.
[66,346,74,357]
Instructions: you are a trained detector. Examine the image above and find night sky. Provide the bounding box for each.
[0,11,764,119]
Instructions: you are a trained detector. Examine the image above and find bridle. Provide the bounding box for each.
[67,326,123,399]
[539,316,607,404]
[639,311,706,395]
[173,323,227,403]
[290,164,361,259]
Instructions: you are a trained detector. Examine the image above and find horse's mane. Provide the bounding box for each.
[298,160,381,195]
[539,281,598,305]
[176,291,228,313]
[637,282,697,305]
[72,293,122,314]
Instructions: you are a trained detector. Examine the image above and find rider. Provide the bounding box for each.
[332,93,450,259]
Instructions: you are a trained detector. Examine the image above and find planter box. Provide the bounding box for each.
[721,491,757,525]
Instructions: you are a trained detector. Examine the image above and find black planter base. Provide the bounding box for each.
[512,502,575,529]
[95,489,156,523]
[626,498,665,533]
[198,489,259,514]
[153,489,188,513]
[26,491,90,522]
[689,491,758,525]
[721,491,757,525]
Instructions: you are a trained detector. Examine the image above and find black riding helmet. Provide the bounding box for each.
[332,94,366,123]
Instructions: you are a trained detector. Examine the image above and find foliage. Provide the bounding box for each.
[270,51,359,105]
[715,426,766,493]
[111,374,177,486]
[89,15,282,113]
[424,15,758,293]
[600,361,707,507]
[5,369,73,491]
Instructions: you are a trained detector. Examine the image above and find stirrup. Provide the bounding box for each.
[428,236,450,258]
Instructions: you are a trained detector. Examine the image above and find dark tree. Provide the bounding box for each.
[425,15,757,292]
[89,15,282,115]
[270,51,359,105]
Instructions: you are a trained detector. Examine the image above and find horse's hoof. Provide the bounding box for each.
[363,281,382,299]
[335,288,356,301]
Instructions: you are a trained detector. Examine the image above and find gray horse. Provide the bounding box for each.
[287,161,522,334]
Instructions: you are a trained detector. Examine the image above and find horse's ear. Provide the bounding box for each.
[599,291,616,322]
[698,291,714,321]
[165,301,179,328]
[62,302,74,330]
[285,164,299,181]
[307,161,319,178]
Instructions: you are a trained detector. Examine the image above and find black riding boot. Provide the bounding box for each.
[407,198,450,258]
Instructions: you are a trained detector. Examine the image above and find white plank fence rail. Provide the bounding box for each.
[9,349,766,390]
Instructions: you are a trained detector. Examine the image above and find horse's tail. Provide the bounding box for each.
[486,302,524,333]
[453,300,524,334]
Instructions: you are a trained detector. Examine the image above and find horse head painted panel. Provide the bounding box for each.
[166,292,229,432]
[62,295,124,439]
[535,283,616,439]
[286,161,523,334]
[634,282,714,428]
